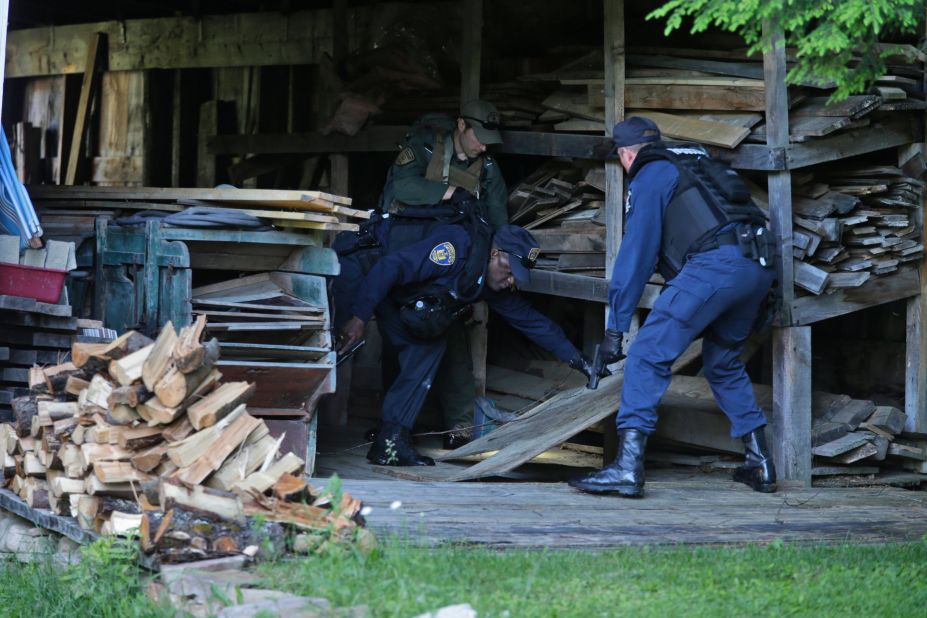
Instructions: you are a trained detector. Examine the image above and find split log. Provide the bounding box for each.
[131,443,169,473]
[100,511,144,536]
[109,344,154,386]
[11,396,38,437]
[37,400,78,420]
[28,366,49,392]
[71,342,110,369]
[107,384,150,409]
[167,405,246,467]
[161,416,195,443]
[154,339,220,408]
[117,426,164,450]
[93,461,154,484]
[207,433,277,492]
[43,362,81,395]
[142,321,177,390]
[172,413,264,485]
[187,382,256,430]
[65,375,90,396]
[232,453,305,497]
[172,316,208,373]
[106,404,141,426]
[80,374,114,415]
[84,473,138,499]
[159,479,245,522]
[101,330,154,360]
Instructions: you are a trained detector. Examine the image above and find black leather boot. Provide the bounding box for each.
[366,423,435,466]
[733,427,777,493]
[568,429,647,498]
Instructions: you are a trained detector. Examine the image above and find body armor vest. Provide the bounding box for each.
[629,143,769,281]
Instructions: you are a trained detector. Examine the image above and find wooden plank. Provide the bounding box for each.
[28,185,351,209]
[625,110,749,148]
[791,267,919,325]
[791,95,882,118]
[64,33,105,186]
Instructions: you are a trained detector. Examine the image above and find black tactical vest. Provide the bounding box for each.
[629,143,768,280]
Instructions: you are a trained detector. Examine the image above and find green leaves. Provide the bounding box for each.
[647,0,925,102]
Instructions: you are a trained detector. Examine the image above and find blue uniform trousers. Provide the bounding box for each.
[618,245,775,438]
[333,248,449,430]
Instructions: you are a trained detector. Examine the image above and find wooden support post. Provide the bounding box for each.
[171,70,183,187]
[0,0,7,119]
[65,32,106,185]
[197,100,218,187]
[13,122,41,184]
[469,302,489,397]
[764,23,810,483]
[603,0,625,286]
[772,326,812,484]
[460,0,483,102]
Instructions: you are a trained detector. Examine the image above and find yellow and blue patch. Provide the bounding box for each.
[429,242,456,266]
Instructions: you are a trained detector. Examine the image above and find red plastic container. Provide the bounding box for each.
[0,263,67,303]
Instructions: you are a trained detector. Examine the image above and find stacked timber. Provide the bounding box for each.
[2,321,366,563]
[508,164,606,276]
[0,294,77,418]
[747,163,924,295]
[811,400,927,477]
[27,186,367,236]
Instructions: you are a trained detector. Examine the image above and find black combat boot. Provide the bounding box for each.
[733,427,777,493]
[568,429,648,498]
[366,423,435,466]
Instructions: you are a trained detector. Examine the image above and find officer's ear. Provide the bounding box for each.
[456,117,467,134]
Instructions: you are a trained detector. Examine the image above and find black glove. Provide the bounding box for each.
[569,353,595,382]
[600,329,624,365]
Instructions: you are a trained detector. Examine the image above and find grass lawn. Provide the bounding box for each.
[1,536,925,617]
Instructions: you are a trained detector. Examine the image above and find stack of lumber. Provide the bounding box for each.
[508,164,606,276]
[27,186,367,234]
[521,45,923,147]
[811,399,927,477]
[1,321,365,563]
[191,273,330,348]
[0,295,76,417]
[775,164,923,295]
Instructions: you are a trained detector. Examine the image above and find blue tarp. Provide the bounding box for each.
[0,126,41,248]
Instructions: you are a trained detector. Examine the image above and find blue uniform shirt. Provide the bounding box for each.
[607,160,679,333]
[352,224,580,363]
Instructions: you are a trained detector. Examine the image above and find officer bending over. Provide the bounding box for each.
[378,99,509,448]
[569,116,777,498]
[334,219,593,467]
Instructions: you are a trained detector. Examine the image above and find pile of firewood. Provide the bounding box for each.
[2,319,368,563]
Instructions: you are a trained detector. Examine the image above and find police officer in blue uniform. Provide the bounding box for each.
[334,217,594,466]
[377,100,510,449]
[569,117,778,498]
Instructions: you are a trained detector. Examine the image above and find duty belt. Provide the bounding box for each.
[698,230,739,253]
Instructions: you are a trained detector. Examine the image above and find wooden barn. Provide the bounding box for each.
[0,0,926,552]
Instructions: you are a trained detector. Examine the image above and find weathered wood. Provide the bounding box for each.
[791,266,919,325]
[159,479,244,522]
[624,110,749,148]
[772,325,812,484]
[812,432,873,458]
[64,33,105,185]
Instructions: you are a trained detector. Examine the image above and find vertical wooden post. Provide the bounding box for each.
[469,302,489,397]
[603,0,625,284]
[460,0,483,102]
[329,0,350,197]
[171,70,183,187]
[196,100,218,187]
[772,326,812,483]
[65,32,106,185]
[764,22,811,484]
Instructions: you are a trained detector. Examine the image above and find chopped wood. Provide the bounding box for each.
[106,404,141,426]
[187,381,256,430]
[108,384,150,409]
[100,511,144,536]
[84,473,138,499]
[101,330,154,361]
[71,342,110,369]
[28,366,50,392]
[142,321,178,390]
[93,461,154,484]
[172,413,264,485]
[812,432,873,458]
[159,479,244,522]
[109,343,154,386]
[829,440,879,464]
[273,473,308,502]
[167,405,247,467]
[864,406,906,435]
[65,375,91,396]
[37,400,79,420]
[131,443,169,473]
[118,425,164,450]
[153,339,220,407]
[172,315,208,373]
[207,433,277,492]
[232,452,304,497]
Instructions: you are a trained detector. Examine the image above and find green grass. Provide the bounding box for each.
[1,536,925,617]
[257,537,927,617]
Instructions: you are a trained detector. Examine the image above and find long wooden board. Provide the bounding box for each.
[27,185,352,207]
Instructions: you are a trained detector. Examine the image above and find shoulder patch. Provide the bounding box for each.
[429,242,456,266]
[395,147,416,166]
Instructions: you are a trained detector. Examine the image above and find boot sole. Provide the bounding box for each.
[567,480,643,498]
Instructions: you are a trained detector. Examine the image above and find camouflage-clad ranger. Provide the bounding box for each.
[383,99,509,230]
[378,99,509,449]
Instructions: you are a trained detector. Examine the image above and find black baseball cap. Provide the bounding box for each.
[610,116,661,152]
[493,225,540,285]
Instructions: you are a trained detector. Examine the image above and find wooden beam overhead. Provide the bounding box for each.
[5,10,335,77]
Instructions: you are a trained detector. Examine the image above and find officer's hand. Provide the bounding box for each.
[568,353,596,383]
[338,317,366,356]
[600,329,624,365]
